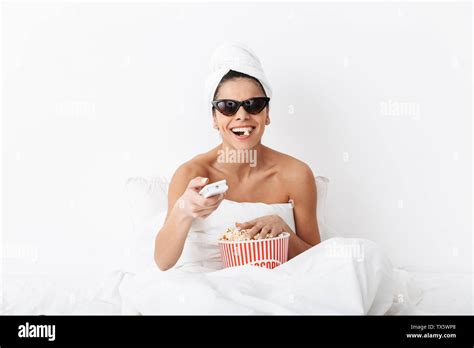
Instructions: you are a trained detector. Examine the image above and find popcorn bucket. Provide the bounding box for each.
[218,232,290,269]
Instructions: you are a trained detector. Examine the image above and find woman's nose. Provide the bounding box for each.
[235,108,250,120]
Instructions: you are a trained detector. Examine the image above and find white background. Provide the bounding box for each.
[2,2,471,284]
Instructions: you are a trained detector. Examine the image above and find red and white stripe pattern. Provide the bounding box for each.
[218,232,289,269]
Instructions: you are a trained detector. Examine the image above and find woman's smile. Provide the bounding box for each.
[230,125,256,140]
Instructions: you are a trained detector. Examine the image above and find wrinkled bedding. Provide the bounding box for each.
[118,237,401,315]
[3,264,471,315]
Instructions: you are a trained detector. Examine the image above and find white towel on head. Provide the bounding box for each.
[204,42,272,116]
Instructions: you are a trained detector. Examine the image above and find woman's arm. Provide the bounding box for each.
[284,220,317,260]
[154,163,224,271]
[286,161,321,259]
[154,164,196,271]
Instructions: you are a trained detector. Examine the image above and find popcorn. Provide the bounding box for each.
[219,227,251,241]
[219,227,280,241]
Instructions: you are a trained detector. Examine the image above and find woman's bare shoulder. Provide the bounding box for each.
[265,147,314,180]
[173,153,211,182]
[266,148,316,204]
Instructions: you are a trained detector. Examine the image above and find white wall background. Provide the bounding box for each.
[2,2,471,282]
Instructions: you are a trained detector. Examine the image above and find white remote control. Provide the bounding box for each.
[199,179,228,198]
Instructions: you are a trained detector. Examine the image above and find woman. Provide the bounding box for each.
[121,43,398,315]
[154,45,320,271]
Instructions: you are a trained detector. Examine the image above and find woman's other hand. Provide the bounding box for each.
[235,214,291,239]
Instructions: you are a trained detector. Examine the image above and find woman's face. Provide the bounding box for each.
[213,78,269,150]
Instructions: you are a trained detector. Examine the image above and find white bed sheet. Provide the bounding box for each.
[0,272,123,315]
[408,271,472,315]
[1,269,471,315]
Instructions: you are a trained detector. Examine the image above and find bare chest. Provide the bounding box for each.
[207,171,289,204]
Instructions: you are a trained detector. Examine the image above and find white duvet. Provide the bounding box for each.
[2,199,419,315]
[118,199,401,315]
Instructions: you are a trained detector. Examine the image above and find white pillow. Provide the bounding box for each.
[120,176,169,274]
[122,175,337,274]
[313,176,340,242]
[125,176,169,223]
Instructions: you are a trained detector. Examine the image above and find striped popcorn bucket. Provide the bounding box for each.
[218,232,290,269]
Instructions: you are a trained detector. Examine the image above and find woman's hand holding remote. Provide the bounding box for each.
[177,177,226,219]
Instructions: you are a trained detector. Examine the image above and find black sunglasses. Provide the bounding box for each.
[212,97,270,116]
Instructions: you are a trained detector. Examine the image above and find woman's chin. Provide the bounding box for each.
[228,138,260,150]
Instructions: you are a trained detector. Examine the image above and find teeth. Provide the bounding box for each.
[232,127,253,132]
